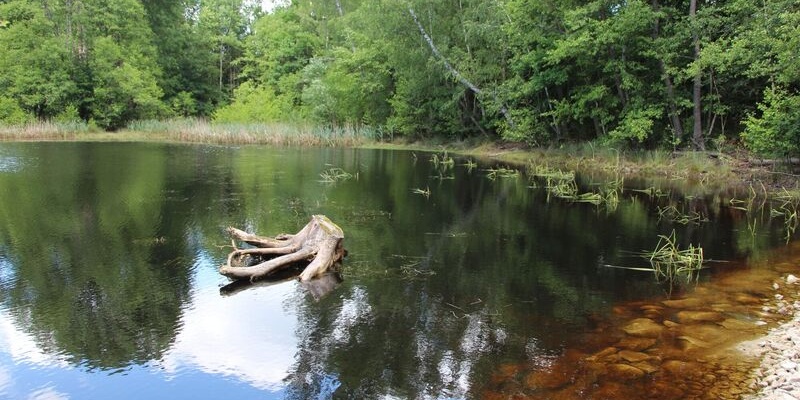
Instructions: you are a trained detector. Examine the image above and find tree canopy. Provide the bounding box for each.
[0,0,798,155]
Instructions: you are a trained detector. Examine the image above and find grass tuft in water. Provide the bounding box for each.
[461,159,478,172]
[530,164,574,181]
[319,166,355,183]
[485,167,519,180]
[534,167,619,207]
[631,187,670,198]
[657,205,709,225]
[430,150,455,169]
[769,190,800,242]
[645,230,704,284]
[411,187,431,198]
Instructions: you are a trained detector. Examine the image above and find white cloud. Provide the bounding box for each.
[0,365,12,395]
[158,278,300,392]
[0,310,70,369]
[27,386,69,400]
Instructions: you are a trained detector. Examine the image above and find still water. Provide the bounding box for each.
[0,142,791,399]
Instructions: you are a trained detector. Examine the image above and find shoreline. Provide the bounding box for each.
[738,273,800,400]
[4,130,796,195]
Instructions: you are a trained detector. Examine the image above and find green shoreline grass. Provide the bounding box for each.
[0,119,379,146]
[1,118,796,194]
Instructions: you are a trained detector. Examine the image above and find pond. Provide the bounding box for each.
[0,142,795,399]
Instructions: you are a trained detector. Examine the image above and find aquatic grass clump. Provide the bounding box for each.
[535,170,617,206]
[429,150,455,179]
[530,164,575,181]
[631,187,670,198]
[546,177,579,199]
[485,167,519,180]
[645,230,704,284]
[528,165,580,198]
[575,191,603,204]
[769,192,800,242]
[599,177,623,210]
[727,183,766,212]
[657,205,709,225]
[319,166,355,183]
[430,150,455,168]
[772,187,800,203]
[461,159,478,172]
[531,166,621,208]
[411,187,431,198]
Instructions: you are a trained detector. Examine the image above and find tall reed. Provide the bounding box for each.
[0,120,90,140]
[126,118,380,146]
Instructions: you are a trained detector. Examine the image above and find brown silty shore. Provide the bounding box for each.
[482,240,800,400]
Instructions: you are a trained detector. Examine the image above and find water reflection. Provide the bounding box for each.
[0,142,795,399]
[159,266,298,392]
[0,308,70,369]
[0,143,192,370]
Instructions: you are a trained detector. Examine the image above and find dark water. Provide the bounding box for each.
[0,142,791,399]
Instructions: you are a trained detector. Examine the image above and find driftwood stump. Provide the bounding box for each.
[219,215,345,282]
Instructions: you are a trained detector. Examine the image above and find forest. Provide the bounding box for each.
[0,0,798,155]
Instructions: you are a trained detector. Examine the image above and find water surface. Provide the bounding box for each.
[0,142,792,399]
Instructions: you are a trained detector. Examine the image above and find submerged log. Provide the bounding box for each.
[219,215,345,282]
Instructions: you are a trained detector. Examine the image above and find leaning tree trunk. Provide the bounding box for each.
[219,215,345,282]
[690,0,704,151]
[408,7,515,129]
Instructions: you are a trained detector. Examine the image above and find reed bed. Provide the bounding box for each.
[1,118,381,146]
[126,118,380,146]
[0,120,89,140]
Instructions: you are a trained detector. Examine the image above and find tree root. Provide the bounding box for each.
[219,215,346,282]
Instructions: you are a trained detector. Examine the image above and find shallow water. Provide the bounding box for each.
[482,244,800,399]
[0,142,794,399]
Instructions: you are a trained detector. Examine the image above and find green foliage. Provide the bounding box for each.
[198,0,255,98]
[0,0,240,129]
[301,47,393,126]
[500,105,551,145]
[242,8,318,90]
[742,89,800,157]
[213,81,294,123]
[0,0,796,147]
[608,107,660,144]
[0,1,76,119]
[0,96,32,124]
[53,104,81,123]
[88,37,165,130]
[170,91,198,117]
[141,0,222,116]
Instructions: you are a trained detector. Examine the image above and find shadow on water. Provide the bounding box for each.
[220,268,343,301]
